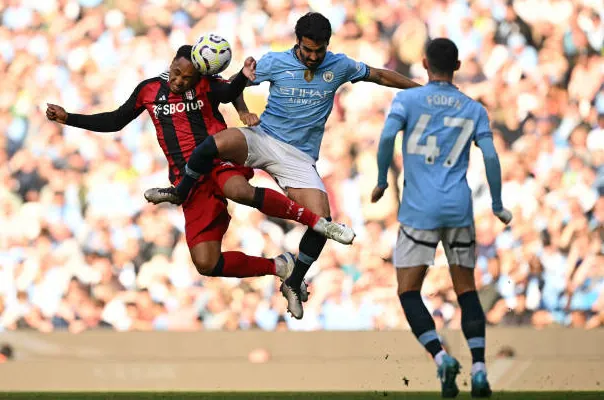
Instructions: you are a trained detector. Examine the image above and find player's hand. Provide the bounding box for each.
[46,103,68,124]
[494,208,513,225]
[242,57,256,81]
[239,111,260,126]
[371,185,387,203]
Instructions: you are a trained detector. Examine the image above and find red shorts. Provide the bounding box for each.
[210,160,254,194]
[183,161,255,248]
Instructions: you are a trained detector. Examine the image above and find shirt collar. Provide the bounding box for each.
[428,80,458,89]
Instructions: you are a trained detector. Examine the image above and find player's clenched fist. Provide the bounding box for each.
[494,208,513,225]
[238,111,260,126]
[46,103,68,124]
[242,57,256,81]
[371,185,387,203]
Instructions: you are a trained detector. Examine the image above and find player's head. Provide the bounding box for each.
[169,45,200,94]
[423,38,461,80]
[295,12,332,70]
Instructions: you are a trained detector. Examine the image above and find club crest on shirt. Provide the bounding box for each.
[322,71,334,83]
[304,70,314,82]
[185,89,195,100]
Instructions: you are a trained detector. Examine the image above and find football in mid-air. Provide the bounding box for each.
[191,34,232,75]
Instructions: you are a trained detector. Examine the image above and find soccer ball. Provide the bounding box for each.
[191,34,232,76]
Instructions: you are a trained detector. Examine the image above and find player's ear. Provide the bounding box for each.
[454,60,461,71]
[422,58,429,71]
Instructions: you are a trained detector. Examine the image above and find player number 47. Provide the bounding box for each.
[407,113,475,167]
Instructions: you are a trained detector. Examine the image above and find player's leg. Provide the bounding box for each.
[395,225,460,398]
[213,167,308,298]
[237,126,354,246]
[397,265,446,362]
[146,125,350,243]
[242,131,355,318]
[183,181,295,280]
[189,240,295,279]
[145,128,248,204]
[215,165,345,242]
[444,226,491,398]
[450,265,491,397]
[180,128,250,197]
[281,187,332,319]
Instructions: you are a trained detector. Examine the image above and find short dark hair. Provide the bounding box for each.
[295,12,332,44]
[174,45,193,62]
[425,38,459,75]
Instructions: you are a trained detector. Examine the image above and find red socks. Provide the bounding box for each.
[214,251,276,278]
[255,188,320,228]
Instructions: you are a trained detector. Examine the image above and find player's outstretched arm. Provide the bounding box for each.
[364,67,422,90]
[46,84,144,132]
[476,135,512,225]
[46,103,142,132]
[210,57,256,104]
[371,116,401,203]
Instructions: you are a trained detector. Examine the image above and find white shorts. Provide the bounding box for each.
[393,224,476,269]
[238,126,326,192]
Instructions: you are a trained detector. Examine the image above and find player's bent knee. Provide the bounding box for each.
[224,182,255,205]
[454,284,477,296]
[396,266,427,294]
[192,258,215,276]
[190,248,221,276]
[214,128,248,165]
[190,241,221,273]
[397,281,423,295]
[286,187,330,217]
[450,264,477,295]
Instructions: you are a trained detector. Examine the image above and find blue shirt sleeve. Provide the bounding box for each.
[387,95,408,123]
[474,105,493,143]
[251,53,274,85]
[377,97,406,187]
[342,56,369,83]
[476,136,503,212]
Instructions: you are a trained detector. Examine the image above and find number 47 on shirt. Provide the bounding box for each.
[407,113,474,167]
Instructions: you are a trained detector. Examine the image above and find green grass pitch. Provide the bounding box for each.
[0,393,601,399]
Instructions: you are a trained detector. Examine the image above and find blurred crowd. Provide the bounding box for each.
[0,0,602,334]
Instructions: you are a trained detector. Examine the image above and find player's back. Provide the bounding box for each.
[395,82,491,229]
